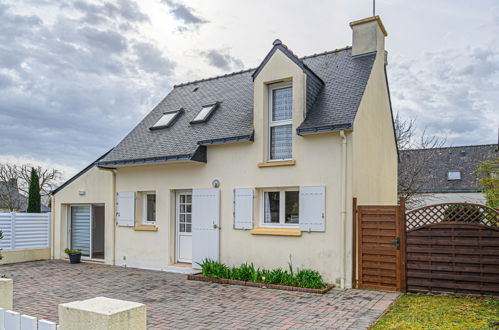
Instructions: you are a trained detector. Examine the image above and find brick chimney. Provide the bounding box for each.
[349,16,387,56]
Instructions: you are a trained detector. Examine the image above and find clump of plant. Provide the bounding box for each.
[64,248,82,255]
[473,158,498,209]
[199,259,327,289]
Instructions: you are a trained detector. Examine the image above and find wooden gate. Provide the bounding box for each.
[406,203,499,295]
[355,199,406,291]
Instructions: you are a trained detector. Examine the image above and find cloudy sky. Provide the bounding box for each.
[1,0,498,179]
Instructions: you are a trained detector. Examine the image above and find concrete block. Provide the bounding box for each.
[0,278,13,310]
[58,297,146,330]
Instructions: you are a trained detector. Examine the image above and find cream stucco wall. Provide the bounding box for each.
[352,51,398,206]
[52,166,115,263]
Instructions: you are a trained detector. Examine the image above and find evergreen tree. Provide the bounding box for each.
[27,168,41,213]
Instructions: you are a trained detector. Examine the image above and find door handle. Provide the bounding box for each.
[392,237,400,250]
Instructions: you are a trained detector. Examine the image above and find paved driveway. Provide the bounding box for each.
[1,260,398,329]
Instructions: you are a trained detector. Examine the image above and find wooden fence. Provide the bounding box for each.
[0,308,58,330]
[405,203,499,295]
[0,213,51,251]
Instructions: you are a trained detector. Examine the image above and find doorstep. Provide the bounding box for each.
[163,263,200,275]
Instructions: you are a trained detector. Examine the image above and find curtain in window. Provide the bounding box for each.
[272,87,292,121]
[270,125,292,159]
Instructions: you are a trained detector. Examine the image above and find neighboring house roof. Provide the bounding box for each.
[98,44,376,167]
[51,149,113,195]
[399,144,498,193]
[0,180,51,212]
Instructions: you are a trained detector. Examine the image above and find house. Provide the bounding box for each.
[51,16,397,287]
[0,179,50,213]
[399,144,498,209]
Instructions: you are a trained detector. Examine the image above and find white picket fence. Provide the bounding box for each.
[0,213,51,251]
[0,308,58,330]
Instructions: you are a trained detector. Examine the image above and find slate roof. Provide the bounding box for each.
[399,144,498,193]
[99,45,376,166]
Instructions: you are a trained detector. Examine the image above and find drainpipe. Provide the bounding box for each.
[50,194,55,260]
[340,130,348,288]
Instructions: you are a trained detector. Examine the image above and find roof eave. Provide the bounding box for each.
[97,146,207,168]
[297,124,353,136]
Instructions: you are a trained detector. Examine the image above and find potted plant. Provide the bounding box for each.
[64,248,82,264]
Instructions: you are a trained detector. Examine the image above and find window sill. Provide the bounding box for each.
[133,225,158,232]
[257,160,296,168]
[249,227,301,236]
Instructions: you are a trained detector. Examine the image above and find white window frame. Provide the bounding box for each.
[260,188,299,228]
[150,109,181,130]
[268,82,293,161]
[447,171,461,180]
[142,192,156,224]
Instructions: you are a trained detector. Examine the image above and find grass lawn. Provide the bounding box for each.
[372,294,499,329]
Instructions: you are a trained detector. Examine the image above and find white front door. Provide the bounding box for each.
[176,191,192,263]
[192,188,220,269]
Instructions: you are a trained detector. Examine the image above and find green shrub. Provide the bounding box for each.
[199,259,327,289]
[295,269,325,289]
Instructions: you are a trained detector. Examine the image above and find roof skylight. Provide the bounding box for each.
[191,103,218,124]
[150,110,182,130]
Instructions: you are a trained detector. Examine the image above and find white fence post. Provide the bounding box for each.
[20,315,37,330]
[0,308,5,330]
[38,320,57,330]
[4,311,20,330]
[10,213,15,250]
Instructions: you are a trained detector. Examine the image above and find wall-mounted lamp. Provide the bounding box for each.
[212,179,220,188]
[78,190,86,196]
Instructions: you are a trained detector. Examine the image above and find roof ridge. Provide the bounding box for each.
[300,46,352,60]
[173,68,255,88]
[173,45,353,88]
[400,144,498,152]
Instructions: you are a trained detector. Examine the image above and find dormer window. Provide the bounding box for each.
[150,110,182,130]
[269,83,292,160]
[447,171,461,180]
[191,103,218,124]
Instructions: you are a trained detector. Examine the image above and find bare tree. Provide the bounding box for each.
[0,164,23,211]
[0,163,63,210]
[17,165,62,198]
[396,114,446,209]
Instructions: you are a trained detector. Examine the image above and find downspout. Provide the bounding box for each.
[340,130,348,288]
[50,194,55,260]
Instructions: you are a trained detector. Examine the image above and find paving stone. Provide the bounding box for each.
[1,260,398,329]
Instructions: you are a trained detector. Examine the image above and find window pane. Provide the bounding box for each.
[272,87,292,121]
[180,204,185,213]
[146,194,156,222]
[285,191,299,224]
[193,105,215,122]
[180,223,185,232]
[152,111,178,128]
[270,125,292,160]
[186,204,192,213]
[186,194,192,203]
[186,214,192,224]
[186,223,192,233]
[264,192,280,223]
